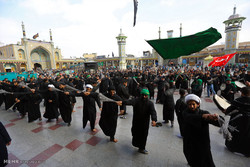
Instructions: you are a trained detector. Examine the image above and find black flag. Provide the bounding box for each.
[33,33,39,39]
[112,52,114,57]
[133,0,138,27]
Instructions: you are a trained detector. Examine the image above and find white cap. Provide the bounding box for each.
[86,84,93,89]
[48,84,55,88]
[185,94,201,104]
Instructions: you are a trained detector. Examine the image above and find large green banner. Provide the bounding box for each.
[146,27,222,59]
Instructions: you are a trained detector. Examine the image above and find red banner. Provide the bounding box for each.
[208,53,236,67]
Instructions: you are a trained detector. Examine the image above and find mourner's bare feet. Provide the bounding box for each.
[110,139,118,143]
[72,110,76,113]
[92,128,97,132]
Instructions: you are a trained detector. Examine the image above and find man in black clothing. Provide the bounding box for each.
[221,78,236,103]
[99,74,113,94]
[0,121,11,167]
[175,89,187,137]
[43,84,60,122]
[224,87,250,157]
[122,89,157,154]
[58,83,73,126]
[99,86,124,142]
[183,94,221,167]
[76,84,102,132]
[156,76,166,104]
[117,79,130,119]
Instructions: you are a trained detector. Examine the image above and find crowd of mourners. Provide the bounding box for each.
[1,64,250,167]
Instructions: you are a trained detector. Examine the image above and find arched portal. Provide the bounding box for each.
[20,63,27,71]
[30,47,51,70]
[56,63,60,69]
[18,49,25,59]
[4,63,16,72]
[34,63,42,70]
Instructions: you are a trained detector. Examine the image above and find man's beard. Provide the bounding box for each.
[141,96,148,102]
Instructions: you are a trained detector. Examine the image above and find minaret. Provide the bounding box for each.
[22,21,26,38]
[158,27,161,39]
[116,29,127,70]
[21,22,32,71]
[180,23,182,37]
[157,27,163,66]
[223,6,246,63]
[49,29,53,42]
[49,29,56,69]
[178,23,183,64]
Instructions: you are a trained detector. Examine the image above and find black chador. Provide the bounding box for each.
[99,88,124,142]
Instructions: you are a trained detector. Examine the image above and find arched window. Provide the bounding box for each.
[18,49,25,59]
[55,52,59,61]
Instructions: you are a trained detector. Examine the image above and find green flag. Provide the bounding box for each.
[146,27,221,59]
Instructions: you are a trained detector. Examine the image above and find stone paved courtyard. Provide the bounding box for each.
[1,90,249,167]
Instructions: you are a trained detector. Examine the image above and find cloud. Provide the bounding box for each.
[0,18,21,45]
[1,0,249,59]
[20,0,69,15]
[160,0,175,6]
[15,0,135,57]
[20,0,131,23]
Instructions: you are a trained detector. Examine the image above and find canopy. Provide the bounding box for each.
[146,27,222,59]
[204,55,214,61]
